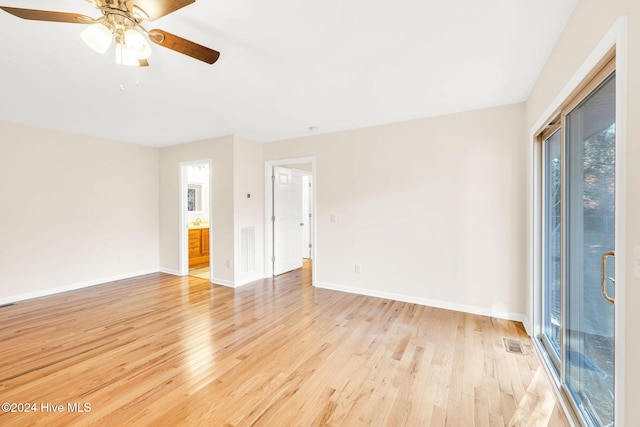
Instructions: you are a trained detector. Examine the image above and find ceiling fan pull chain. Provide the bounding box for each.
[120,59,126,92]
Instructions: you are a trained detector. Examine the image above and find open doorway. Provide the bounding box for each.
[265,157,316,282]
[179,161,212,281]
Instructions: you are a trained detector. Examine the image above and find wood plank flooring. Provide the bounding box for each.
[0,262,568,426]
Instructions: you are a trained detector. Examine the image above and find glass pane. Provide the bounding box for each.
[565,73,615,427]
[542,130,561,360]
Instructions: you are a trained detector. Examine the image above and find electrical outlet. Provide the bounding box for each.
[226,259,231,269]
[330,214,337,224]
[354,264,361,274]
[635,245,640,279]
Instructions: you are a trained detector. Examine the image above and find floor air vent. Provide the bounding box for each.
[503,338,525,355]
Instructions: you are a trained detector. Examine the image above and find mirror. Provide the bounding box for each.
[187,183,202,212]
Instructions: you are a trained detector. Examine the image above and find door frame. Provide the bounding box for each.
[302,174,313,259]
[264,157,316,281]
[179,159,213,279]
[528,17,627,425]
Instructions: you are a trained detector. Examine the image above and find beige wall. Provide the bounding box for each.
[264,103,527,319]
[0,121,159,301]
[233,136,265,284]
[525,0,640,422]
[159,136,235,283]
[158,136,265,286]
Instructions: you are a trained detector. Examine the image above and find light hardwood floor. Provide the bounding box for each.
[188,266,210,280]
[0,262,568,426]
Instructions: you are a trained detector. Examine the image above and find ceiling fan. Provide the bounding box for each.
[0,0,220,67]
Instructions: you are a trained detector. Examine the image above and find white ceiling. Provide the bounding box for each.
[0,0,578,147]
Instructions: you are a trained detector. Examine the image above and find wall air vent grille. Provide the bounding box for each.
[240,226,256,275]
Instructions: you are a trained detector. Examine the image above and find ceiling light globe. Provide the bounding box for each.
[124,29,152,60]
[80,23,112,54]
[116,43,141,67]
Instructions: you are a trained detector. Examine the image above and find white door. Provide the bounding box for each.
[273,166,303,275]
[302,175,312,259]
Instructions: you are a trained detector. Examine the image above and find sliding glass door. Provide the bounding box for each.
[540,67,616,427]
[564,73,616,427]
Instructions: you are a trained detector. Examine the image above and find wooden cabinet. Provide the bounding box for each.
[188,228,210,268]
[188,230,201,258]
[202,228,209,255]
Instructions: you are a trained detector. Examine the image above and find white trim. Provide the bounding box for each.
[210,277,235,287]
[315,281,527,324]
[264,157,317,284]
[528,138,542,339]
[528,16,627,427]
[159,268,181,276]
[521,316,532,337]
[211,274,270,289]
[613,16,628,426]
[235,272,264,287]
[0,269,159,305]
[529,18,622,136]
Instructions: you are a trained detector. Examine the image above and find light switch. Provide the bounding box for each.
[330,214,337,224]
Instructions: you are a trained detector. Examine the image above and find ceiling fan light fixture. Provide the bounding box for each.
[80,23,112,54]
[124,29,152,59]
[1,3,220,66]
[116,42,142,67]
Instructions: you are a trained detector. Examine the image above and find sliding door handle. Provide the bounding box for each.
[601,251,615,304]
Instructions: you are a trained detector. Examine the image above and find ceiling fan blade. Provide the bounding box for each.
[0,6,94,24]
[127,0,194,21]
[148,29,220,64]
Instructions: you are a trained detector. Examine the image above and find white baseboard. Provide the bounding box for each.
[234,273,266,288]
[211,277,235,287]
[159,269,237,288]
[1,272,529,331]
[0,268,159,306]
[314,281,527,325]
[521,316,532,336]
